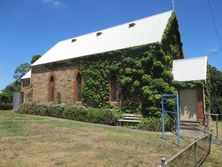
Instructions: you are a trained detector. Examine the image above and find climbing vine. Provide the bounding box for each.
[161,11,183,60]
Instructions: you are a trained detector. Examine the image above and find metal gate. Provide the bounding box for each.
[13,92,23,111]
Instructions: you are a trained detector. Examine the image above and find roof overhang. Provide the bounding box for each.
[172,56,208,82]
[21,70,31,80]
[32,10,172,66]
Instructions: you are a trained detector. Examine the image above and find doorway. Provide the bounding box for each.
[180,89,197,121]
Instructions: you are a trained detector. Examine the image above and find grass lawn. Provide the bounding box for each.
[203,121,222,167]
[0,110,186,167]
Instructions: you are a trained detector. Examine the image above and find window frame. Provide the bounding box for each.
[76,72,82,102]
[48,73,56,102]
[109,74,118,102]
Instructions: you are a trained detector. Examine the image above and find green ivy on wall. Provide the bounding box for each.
[161,11,184,60]
[78,11,184,117]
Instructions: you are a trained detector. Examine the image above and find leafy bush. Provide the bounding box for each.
[0,103,13,110]
[16,103,122,125]
[86,107,121,125]
[137,115,172,132]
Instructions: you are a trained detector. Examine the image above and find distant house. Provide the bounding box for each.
[20,10,206,122]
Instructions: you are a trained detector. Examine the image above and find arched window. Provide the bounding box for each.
[76,73,82,101]
[110,75,118,102]
[49,76,55,101]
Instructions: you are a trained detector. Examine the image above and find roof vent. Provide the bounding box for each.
[71,39,77,42]
[96,32,102,36]
[128,23,136,28]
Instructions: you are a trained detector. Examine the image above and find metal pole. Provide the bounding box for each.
[172,0,175,11]
[176,94,180,145]
[216,114,218,138]
[161,96,165,140]
[194,141,197,167]
[207,108,210,130]
[209,130,213,154]
[202,87,206,126]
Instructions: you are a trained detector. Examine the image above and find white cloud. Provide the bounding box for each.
[42,0,66,8]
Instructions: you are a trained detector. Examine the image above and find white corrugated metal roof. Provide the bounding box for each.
[172,56,208,82]
[21,70,31,79]
[32,11,172,66]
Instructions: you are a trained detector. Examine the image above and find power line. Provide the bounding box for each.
[208,49,222,61]
[208,0,222,49]
[208,49,222,57]
[172,0,175,11]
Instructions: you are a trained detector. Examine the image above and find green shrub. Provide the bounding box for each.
[137,115,172,132]
[62,105,87,121]
[0,103,13,110]
[86,107,122,125]
[16,103,122,125]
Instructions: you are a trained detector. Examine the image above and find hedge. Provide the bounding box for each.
[0,103,13,110]
[16,103,122,125]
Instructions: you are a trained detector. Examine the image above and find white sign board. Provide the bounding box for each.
[172,56,208,82]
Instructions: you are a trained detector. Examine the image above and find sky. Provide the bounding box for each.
[0,0,222,90]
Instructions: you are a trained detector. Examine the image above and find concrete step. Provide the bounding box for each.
[180,125,203,131]
[180,121,203,131]
[180,129,206,138]
[181,120,201,126]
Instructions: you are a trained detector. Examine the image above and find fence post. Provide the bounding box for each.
[160,157,166,167]
[194,138,197,167]
[161,96,165,140]
[207,109,210,130]
[209,131,212,154]
[216,114,218,138]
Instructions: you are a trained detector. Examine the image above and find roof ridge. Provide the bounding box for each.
[32,10,172,66]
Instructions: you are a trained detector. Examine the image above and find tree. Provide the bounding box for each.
[1,81,21,103]
[31,55,41,64]
[13,63,30,80]
[208,65,222,115]
[1,54,41,103]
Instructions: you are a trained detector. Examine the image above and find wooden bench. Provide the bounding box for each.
[118,113,142,125]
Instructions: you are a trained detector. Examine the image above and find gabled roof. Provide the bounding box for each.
[32,10,172,66]
[21,70,31,79]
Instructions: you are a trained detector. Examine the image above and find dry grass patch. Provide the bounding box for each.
[203,121,222,167]
[0,110,186,167]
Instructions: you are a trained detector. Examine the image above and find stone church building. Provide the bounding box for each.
[20,10,205,122]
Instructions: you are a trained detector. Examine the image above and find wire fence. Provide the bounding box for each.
[205,113,222,138]
[160,133,212,167]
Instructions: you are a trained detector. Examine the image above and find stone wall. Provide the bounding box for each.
[21,78,32,103]
[31,64,82,104]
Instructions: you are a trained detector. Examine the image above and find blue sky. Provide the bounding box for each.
[0,0,222,90]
